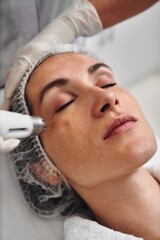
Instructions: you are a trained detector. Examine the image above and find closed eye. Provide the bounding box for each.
[55,99,74,113]
[101,82,116,89]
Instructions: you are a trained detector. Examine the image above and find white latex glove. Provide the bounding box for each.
[2,0,102,110]
[0,136,20,153]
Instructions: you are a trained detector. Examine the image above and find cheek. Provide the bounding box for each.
[119,89,148,121]
[119,89,138,109]
[118,89,157,163]
[40,115,89,170]
[40,115,106,187]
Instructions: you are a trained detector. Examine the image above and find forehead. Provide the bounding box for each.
[28,53,98,84]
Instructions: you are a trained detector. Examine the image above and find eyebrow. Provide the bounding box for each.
[39,77,69,103]
[39,62,112,104]
[88,62,112,74]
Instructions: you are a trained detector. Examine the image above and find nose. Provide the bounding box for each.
[92,87,119,117]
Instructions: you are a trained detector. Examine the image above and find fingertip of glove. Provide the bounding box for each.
[0,139,20,153]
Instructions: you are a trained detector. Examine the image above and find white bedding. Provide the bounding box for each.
[0,153,65,240]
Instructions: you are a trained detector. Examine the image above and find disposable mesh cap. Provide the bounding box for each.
[9,44,97,217]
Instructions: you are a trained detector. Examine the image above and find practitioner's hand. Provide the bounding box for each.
[2,0,102,110]
[0,136,20,153]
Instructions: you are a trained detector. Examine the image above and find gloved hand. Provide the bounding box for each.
[2,0,102,110]
[0,136,20,153]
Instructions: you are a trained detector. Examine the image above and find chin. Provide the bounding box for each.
[128,134,157,168]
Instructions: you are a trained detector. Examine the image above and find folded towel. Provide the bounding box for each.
[64,216,143,240]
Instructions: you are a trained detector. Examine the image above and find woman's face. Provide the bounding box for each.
[26,53,157,188]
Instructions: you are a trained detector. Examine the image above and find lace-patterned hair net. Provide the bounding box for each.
[9,44,99,218]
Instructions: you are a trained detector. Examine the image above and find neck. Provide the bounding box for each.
[70,167,160,239]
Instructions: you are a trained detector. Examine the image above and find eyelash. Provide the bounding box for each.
[55,83,116,113]
[55,99,74,113]
[101,82,116,89]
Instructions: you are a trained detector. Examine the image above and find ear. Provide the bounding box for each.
[29,160,62,186]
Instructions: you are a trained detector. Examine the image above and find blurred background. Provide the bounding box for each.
[84,2,160,137]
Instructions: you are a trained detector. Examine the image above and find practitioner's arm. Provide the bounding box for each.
[88,0,159,28]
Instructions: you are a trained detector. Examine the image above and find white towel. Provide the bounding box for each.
[64,216,143,240]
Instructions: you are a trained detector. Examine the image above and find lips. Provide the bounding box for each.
[103,115,137,140]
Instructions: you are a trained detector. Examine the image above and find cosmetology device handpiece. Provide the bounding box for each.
[0,110,46,139]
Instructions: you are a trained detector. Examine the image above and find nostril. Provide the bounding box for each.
[100,103,110,112]
[115,99,119,105]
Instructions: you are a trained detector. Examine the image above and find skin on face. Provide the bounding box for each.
[26,53,157,188]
